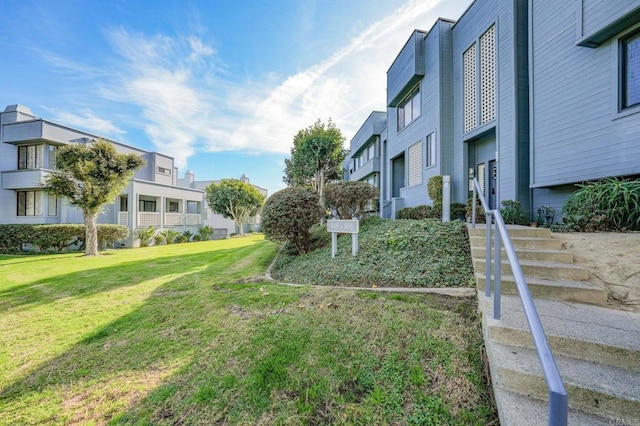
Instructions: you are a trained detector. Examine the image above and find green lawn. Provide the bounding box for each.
[0,235,495,424]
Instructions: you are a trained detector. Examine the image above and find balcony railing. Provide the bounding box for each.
[185,214,201,226]
[138,212,161,227]
[118,212,128,226]
[164,213,183,226]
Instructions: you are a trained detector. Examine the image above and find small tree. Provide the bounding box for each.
[43,139,144,256]
[205,179,265,235]
[324,181,380,219]
[262,188,324,255]
[283,119,348,204]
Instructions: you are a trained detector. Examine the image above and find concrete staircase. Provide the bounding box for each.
[468,225,640,425]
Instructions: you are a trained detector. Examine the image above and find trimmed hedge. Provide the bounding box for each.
[0,224,129,253]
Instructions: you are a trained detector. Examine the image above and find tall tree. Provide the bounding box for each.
[283,119,348,203]
[43,139,144,256]
[205,179,265,235]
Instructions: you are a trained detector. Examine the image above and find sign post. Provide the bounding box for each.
[327,218,360,258]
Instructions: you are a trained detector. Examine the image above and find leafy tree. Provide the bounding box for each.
[205,179,265,235]
[283,119,348,203]
[261,188,324,255]
[324,181,379,219]
[43,139,144,256]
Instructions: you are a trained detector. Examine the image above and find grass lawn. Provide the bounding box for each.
[0,234,495,424]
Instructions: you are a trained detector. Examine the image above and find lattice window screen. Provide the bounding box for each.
[463,43,477,133]
[480,25,496,124]
[407,141,422,187]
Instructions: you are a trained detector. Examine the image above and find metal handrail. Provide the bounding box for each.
[471,178,568,426]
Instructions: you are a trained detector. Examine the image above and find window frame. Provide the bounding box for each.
[397,84,421,132]
[17,190,43,216]
[426,132,436,168]
[620,27,640,111]
[18,144,44,170]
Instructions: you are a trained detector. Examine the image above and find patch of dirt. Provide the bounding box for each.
[553,232,640,313]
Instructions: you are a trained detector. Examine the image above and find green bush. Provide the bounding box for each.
[182,229,194,241]
[466,197,486,224]
[197,225,214,241]
[262,187,324,255]
[451,203,467,221]
[562,177,640,231]
[175,234,189,243]
[192,234,203,242]
[154,234,167,246]
[427,175,443,204]
[397,205,435,220]
[135,226,156,247]
[324,181,379,218]
[499,200,528,225]
[160,229,181,244]
[0,224,128,252]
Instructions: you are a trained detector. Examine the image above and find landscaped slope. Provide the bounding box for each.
[271,217,475,287]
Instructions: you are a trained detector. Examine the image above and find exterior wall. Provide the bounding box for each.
[452,0,529,212]
[530,0,640,217]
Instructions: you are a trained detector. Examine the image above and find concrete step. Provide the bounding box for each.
[479,295,640,370]
[488,342,640,421]
[475,274,607,305]
[472,247,574,263]
[474,259,590,281]
[495,389,612,426]
[468,225,552,238]
[469,235,562,250]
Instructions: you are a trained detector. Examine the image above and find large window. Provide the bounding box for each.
[17,191,43,216]
[407,141,422,187]
[622,29,640,110]
[139,199,157,212]
[18,145,44,170]
[48,193,57,216]
[398,85,421,131]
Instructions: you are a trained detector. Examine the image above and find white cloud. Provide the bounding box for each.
[64,0,444,168]
[48,108,125,137]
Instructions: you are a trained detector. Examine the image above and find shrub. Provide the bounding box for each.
[324,181,379,219]
[97,225,129,247]
[451,203,467,221]
[262,187,324,255]
[192,234,203,242]
[396,207,415,220]
[562,177,640,231]
[197,225,215,241]
[466,197,486,224]
[182,229,194,241]
[427,175,443,204]
[135,226,156,247]
[154,234,167,246]
[174,234,189,243]
[397,205,434,220]
[499,200,529,225]
[161,229,181,244]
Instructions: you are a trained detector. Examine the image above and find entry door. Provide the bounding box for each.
[477,161,497,209]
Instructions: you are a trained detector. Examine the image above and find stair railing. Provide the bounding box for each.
[471,178,568,426]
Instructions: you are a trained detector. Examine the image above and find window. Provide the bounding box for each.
[139,200,156,212]
[17,190,43,216]
[47,193,57,216]
[426,133,436,168]
[168,201,179,212]
[366,142,376,161]
[48,145,58,169]
[621,29,640,110]
[398,85,421,131]
[157,166,172,175]
[18,145,44,170]
[407,141,422,187]
[120,196,128,212]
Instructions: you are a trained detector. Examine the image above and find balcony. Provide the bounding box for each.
[186,214,201,226]
[138,212,161,227]
[1,169,51,189]
[118,212,129,226]
[165,213,183,226]
[350,158,381,182]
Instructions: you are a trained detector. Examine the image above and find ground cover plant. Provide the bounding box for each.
[0,234,494,424]
[271,217,475,287]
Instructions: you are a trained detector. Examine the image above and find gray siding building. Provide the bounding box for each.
[349,0,640,220]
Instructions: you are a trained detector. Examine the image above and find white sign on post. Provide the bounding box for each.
[327,218,359,257]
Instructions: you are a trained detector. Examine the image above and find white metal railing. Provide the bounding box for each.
[118,211,128,226]
[185,214,201,226]
[164,213,183,226]
[472,178,567,426]
[138,212,161,227]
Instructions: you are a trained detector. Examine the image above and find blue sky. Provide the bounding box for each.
[0,0,472,196]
